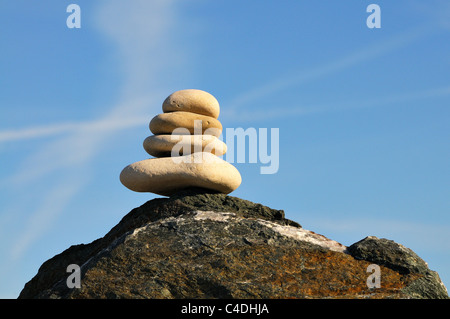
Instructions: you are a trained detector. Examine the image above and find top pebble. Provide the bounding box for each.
[162,89,220,119]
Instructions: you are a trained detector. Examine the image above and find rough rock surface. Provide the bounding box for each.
[18,190,448,299]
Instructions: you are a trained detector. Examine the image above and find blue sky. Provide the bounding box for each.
[1,0,449,298]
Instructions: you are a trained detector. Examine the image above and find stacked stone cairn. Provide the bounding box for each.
[120,89,242,196]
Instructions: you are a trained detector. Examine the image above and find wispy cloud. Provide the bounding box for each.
[10,174,87,260]
[6,0,184,260]
[0,113,148,143]
[1,18,440,144]
[3,83,448,144]
[222,84,450,123]
[4,102,152,187]
[222,25,435,121]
